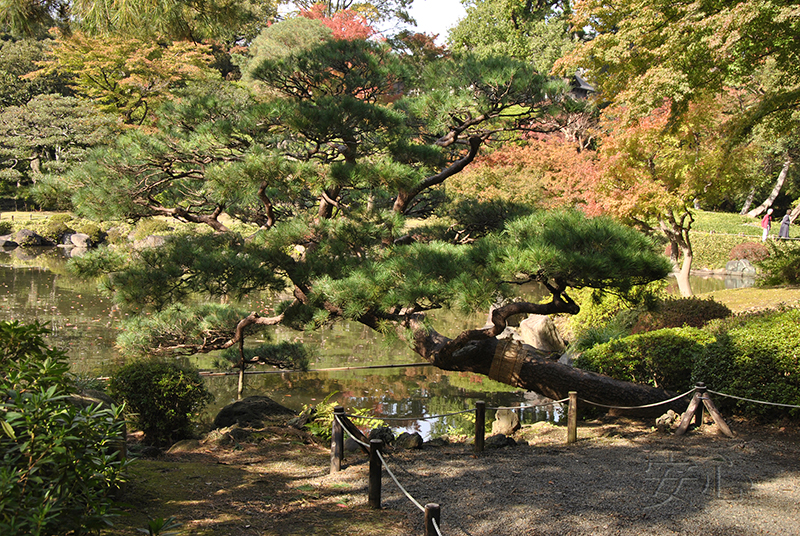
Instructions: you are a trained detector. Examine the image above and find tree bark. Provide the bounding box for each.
[746,154,792,218]
[399,301,687,416]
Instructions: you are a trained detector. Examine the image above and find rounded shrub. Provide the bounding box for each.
[41,214,75,243]
[0,321,127,536]
[576,327,715,392]
[729,241,768,263]
[109,360,213,447]
[74,221,106,245]
[631,297,731,334]
[132,218,173,241]
[0,220,11,235]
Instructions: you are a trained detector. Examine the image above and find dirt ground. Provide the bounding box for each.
[108,416,800,536]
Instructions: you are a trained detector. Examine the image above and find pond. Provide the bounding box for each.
[0,247,754,438]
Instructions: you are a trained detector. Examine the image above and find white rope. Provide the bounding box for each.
[579,389,694,410]
[488,397,569,411]
[707,389,800,409]
[376,450,425,513]
[432,516,444,536]
[345,408,475,422]
[334,414,370,448]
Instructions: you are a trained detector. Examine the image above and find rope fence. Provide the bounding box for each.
[329,382,798,535]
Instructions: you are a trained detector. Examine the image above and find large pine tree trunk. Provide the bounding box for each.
[400,303,688,417]
[421,335,686,416]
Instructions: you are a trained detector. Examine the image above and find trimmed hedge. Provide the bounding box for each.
[576,309,800,418]
[576,327,715,392]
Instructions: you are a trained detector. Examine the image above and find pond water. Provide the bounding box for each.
[0,247,754,438]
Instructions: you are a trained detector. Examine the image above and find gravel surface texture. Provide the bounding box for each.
[341,419,800,536]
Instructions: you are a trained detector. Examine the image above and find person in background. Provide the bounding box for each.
[779,210,792,239]
[761,208,774,241]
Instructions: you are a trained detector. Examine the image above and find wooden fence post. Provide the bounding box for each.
[368,439,383,509]
[425,503,441,536]
[330,406,344,473]
[567,391,578,444]
[474,400,485,454]
[676,383,734,438]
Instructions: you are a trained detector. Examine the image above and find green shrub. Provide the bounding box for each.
[576,327,714,392]
[74,221,106,244]
[756,241,800,286]
[729,241,769,262]
[40,214,75,242]
[132,218,173,241]
[577,309,800,419]
[631,297,731,334]
[696,309,800,418]
[0,321,127,536]
[567,283,663,343]
[109,360,213,447]
[0,220,11,235]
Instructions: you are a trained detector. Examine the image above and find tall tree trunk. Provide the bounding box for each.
[659,210,694,297]
[746,154,792,218]
[740,187,756,215]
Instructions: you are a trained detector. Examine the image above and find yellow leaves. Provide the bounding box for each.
[32,31,217,123]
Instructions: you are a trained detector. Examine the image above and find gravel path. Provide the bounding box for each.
[369,420,800,536]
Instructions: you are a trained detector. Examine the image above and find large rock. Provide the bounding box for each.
[0,236,17,249]
[491,408,521,436]
[485,434,516,449]
[70,232,94,248]
[519,314,566,353]
[369,426,395,446]
[213,396,297,429]
[133,235,166,249]
[395,431,423,450]
[14,229,53,247]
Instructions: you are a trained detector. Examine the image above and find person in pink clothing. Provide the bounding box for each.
[761,208,774,241]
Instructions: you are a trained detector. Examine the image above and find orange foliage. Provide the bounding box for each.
[300,4,376,41]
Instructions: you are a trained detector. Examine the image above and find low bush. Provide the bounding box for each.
[74,221,106,244]
[576,327,714,392]
[132,218,173,241]
[40,214,75,242]
[109,360,213,447]
[0,220,11,235]
[729,241,769,263]
[0,321,127,536]
[756,241,800,286]
[697,309,800,418]
[577,309,800,419]
[631,297,731,334]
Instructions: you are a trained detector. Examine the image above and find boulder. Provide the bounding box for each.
[519,314,566,353]
[0,236,18,249]
[491,408,521,436]
[14,229,52,247]
[213,396,297,429]
[655,409,681,433]
[394,431,423,450]
[368,426,395,446]
[70,232,93,248]
[167,439,202,454]
[485,434,516,449]
[425,437,449,448]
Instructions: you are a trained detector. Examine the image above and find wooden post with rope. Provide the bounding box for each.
[567,391,578,444]
[331,406,344,473]
[475,400,485,454]
[368,439,383,509]
[675,383,734,438]
[425,503,441,536]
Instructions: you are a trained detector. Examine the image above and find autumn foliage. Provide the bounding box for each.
[300,4,376,40]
